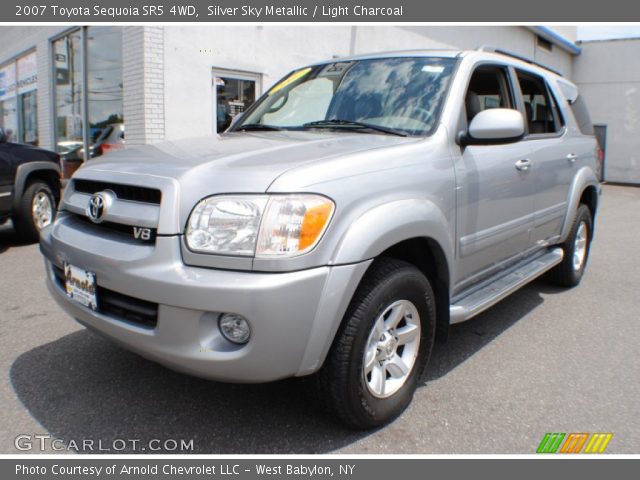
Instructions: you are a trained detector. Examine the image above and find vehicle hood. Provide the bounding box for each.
[80,131,414,188]
[72,131,417,233]
[0,141,60,164]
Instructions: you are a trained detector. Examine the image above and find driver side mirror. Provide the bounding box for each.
[457,108,525,147]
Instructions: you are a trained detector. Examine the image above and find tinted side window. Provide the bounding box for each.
[516,71,560,134]
[547,84,565,129]
[465,66,514,123]
[570,94,595,135]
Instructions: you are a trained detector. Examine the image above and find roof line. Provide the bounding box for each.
[476,46,564,76]
[527,26,582,55]
[577,36,640,44]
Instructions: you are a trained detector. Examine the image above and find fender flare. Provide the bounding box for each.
[330,198,454,273]
[13,161,61,209]
[559,167,600,243]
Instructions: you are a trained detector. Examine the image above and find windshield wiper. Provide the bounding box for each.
[302,119,408,137]
[236,123,284,131]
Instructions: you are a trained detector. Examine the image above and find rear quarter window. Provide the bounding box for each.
[570,94,594,136]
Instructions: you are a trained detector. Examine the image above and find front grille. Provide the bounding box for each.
[52,265,158,329]
[73,179,161,205]
[70,214,157,244]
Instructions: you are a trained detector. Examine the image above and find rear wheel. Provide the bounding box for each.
[548,204,593,287]
[12,181,56,243]
[314,258,436,429]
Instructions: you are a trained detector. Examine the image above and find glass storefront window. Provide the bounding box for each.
[0,62,18,142]
[87,26,124,157]
[0,52,38,145]
[53,27,124,175]
[0,99,18,142]
[53,31,84,160]
[18,90,37,145]
[17,52,38,145]
[213,71,260,133]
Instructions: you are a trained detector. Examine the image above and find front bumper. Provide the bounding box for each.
[40,222,370,382]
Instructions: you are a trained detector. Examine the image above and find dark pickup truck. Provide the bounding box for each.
[0,128,61,242]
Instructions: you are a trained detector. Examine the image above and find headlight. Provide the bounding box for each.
[185,194,335,257]
[186,196,268,255]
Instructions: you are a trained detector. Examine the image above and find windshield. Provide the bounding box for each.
[234,57,456,136]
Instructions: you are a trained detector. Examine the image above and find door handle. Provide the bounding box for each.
[515,159,531,171]
[566,153,578,163]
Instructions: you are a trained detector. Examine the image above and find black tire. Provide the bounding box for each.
[314,258,436,429]
[12,181,56,243]
[547,204,593,287]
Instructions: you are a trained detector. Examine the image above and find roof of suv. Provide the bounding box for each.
[310,48,568,81]
[334,49,463,61]
[310,49,462,66]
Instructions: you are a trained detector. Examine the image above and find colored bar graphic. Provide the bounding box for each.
[537,433,613,454]
[584,433,613,453]
[537,433,565,453]
[536,433,552,453]
[560,433,589,453]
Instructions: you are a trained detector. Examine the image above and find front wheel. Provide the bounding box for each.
[12,181,56,243]
[314,258,436,429]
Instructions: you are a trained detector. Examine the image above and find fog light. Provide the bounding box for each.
[218,313,251,344]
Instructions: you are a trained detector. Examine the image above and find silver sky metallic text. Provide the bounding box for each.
[207,5,309,18]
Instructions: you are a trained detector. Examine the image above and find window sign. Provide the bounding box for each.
[17,52,37,94]
[55,45,70,86]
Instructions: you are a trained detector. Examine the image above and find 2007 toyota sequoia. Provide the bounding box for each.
[40,48,601,428]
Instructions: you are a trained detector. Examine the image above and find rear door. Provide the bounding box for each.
[454,64,536,290]
[514,70,577,246]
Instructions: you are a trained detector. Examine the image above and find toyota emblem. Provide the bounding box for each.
[87,191,113,223]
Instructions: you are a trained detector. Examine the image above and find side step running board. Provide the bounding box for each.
[450,248,564,324]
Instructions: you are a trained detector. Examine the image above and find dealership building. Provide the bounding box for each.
[0,25,638,183]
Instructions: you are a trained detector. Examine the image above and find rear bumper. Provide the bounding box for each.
[40,223,370,382]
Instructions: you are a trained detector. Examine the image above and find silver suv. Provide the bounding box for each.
[40,48,600,429]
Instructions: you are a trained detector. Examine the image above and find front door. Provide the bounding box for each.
[454,65,535,291]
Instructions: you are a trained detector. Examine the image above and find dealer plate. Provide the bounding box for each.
[64,262,98,311]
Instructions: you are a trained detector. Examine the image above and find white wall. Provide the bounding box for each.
[123,27,165,146]
[573,39,640,183]
[548,26,578,43]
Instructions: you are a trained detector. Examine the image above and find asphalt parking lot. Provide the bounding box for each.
[1,184,639,454]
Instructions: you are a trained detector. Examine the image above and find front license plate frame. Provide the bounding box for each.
[64,262,98,311]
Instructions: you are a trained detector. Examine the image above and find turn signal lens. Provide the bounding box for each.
[299,202,334,251]
[256,195,335,257]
